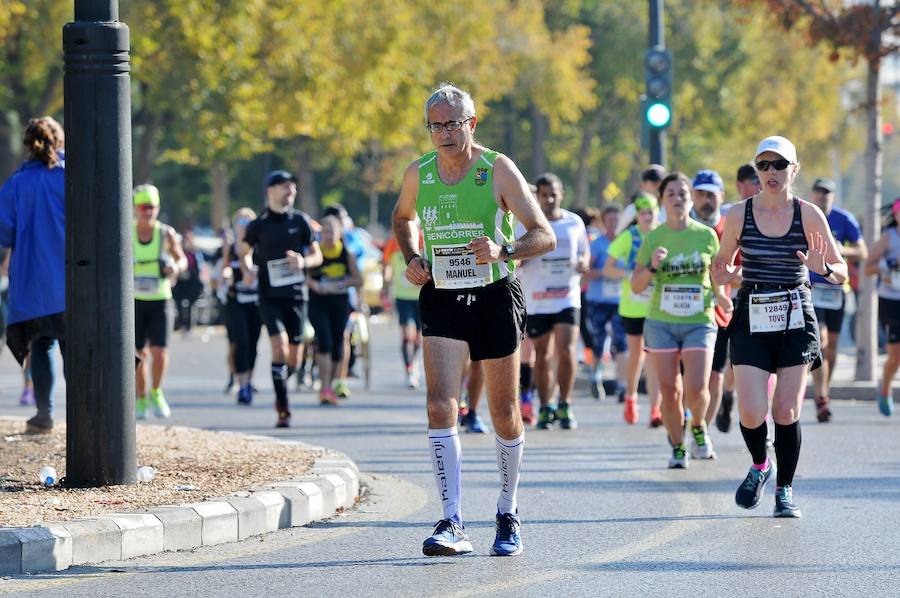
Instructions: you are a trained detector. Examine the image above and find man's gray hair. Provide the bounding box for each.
[424,82,476,124]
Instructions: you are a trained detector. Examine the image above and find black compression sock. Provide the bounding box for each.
[774,421,802,487]
[739,422,769,466]
[519,364,533,393]
[271,362,289,414]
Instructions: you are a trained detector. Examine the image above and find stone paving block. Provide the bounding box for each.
[62,518,122,565]
[251,491,288,532]
[189,501,238,546]
[17,524,73,573]
[222,496,268,540]
[263,482,315,527]
[149,506,202,552]
[100,514,164,559]
[0,529,22,575]
[297,475,344,517]
[315,454,359,474]
[309,467,358,508]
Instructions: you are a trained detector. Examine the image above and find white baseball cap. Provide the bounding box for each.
[754,136,797,164]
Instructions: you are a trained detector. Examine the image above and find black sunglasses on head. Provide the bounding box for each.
[756,158,791,172]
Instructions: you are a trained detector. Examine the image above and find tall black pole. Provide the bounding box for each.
[63,0,136,486]
[649,0,665,166]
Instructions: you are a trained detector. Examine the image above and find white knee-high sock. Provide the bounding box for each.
[428,427,462,524]
[496,433,524,515]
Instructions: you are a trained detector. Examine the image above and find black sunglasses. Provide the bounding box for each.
[755,158,791,172]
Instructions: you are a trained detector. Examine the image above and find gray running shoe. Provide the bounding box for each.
[774,485,802,518]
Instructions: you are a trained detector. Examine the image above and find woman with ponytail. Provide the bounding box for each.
[0,116,66,433]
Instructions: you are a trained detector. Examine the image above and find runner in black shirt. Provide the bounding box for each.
[241,170,323,427]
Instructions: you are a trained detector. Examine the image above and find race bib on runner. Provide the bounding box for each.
[891,269,900,292]
[660,284,704,317]
[431,244,492,289]
[267,258,305,287]
[317,276,349,294]
[625,270,651,304]
[534,257,573,299]
[601,278,622,298]
[811,283,843,310]
[134,276,159,295]
[748,290,804,334]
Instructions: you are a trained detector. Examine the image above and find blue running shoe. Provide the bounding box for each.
[774,485,802,518]
[878,394,893,417]
[490,512,523,556]
[422,519,473,557]
[735,462,774,509]
[237,385,252,405]
[462,411,489,434]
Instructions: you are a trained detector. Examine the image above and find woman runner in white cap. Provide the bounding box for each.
[712,136,847,517]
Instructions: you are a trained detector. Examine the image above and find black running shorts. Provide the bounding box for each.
[135,299,170,349]
[879,297,900,344]
[419,274,526,361]
[813,291,846,334]
[621,315,645,337]
[526,307,579,339]
[728,286,822,374]
[259,297,305,345]
[711,325,730,373]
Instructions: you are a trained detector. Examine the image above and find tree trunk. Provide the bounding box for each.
[0,112,19,181]
[529,103,547,179]
[210,162,230,234]
[134,113,162,184]
[574,114,602,208]
[855,55,882,382]
[294,137,318,217]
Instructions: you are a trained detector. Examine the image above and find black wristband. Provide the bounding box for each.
[822,263,834,279]
[648,265,658,274]
[406,253,421,266]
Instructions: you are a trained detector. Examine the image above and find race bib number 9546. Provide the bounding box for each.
[432,245,492,289]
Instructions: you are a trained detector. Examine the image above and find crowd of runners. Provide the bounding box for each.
[2,85,899,559]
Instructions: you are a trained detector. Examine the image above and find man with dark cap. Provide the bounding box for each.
[240,170,323,427]
[808,177,866,422]
[616,164,668,235]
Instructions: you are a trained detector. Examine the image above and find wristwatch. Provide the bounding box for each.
[406,253,421,266]
[502,243,516,260]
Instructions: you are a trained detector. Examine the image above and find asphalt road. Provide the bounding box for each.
[1,317,898,597]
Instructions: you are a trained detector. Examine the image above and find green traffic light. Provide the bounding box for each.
[646,102,671,127]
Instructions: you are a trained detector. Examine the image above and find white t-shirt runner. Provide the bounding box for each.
[515,209,589,315]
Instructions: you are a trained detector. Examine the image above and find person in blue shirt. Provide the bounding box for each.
[808,178,867,422]
[0,116,66,433]
[583,204,627,401]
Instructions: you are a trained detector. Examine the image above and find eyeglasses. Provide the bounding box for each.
[755,159,791,172]
[426,117,473,134]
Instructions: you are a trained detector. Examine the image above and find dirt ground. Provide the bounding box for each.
[0,418,317,528]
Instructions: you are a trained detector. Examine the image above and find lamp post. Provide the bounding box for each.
[63,0,136,486]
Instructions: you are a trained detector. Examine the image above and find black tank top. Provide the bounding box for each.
[739,197,808,287]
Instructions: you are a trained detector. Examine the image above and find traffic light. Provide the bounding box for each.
[644,47,673,129]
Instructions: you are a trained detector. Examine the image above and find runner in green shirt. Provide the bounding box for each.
[602,192,662,427]
[632,172,731,469]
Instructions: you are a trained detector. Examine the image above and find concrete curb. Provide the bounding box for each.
[0,434,360,575]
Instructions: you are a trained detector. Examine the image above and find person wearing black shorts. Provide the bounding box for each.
[307,215,362,405]
[133,185,187,421]
[222,208,263,406]
[713,136,847,518]
[393,84,554,558]
[864,198,900,416]
[241,170,322,428]
[516,173,590,430]
[808,178,867,422]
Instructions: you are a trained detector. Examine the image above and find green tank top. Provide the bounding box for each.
[133,222,172,301]
[415,149,515,289]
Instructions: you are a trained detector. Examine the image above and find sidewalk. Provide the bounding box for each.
[819,347,890,401]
